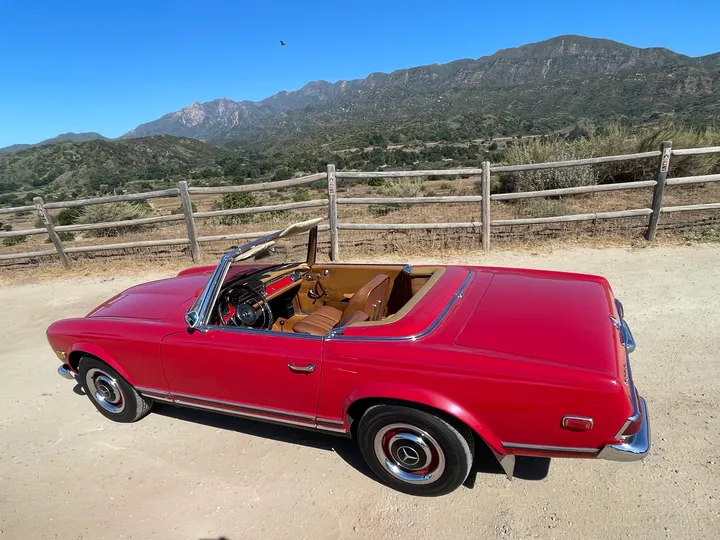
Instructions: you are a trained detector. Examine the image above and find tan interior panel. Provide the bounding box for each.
[297,264,405,313]
[349,266,445,327]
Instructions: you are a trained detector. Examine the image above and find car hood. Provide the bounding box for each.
[86,264,272,321]
[87,273,213,320]
[457,268,622,374]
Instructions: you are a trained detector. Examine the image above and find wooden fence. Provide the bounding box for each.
[1,141,719,268]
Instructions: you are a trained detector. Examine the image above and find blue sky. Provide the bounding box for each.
[1,0,718,147]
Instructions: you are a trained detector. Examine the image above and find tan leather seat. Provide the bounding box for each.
[293,274,390,336]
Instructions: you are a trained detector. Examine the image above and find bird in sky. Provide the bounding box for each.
[280,40,286,46]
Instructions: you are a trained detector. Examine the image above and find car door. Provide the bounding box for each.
[160,327,323,427]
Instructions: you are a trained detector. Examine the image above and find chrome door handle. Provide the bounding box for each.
[288,363,316,374]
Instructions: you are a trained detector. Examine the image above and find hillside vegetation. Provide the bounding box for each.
[0,136,225,206]
[2,123,719,211]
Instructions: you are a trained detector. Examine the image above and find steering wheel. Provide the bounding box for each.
[218,284,274,330]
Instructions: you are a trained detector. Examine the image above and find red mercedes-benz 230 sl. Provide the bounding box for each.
[47,218,649,496]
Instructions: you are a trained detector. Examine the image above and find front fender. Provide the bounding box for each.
[344,382,504,454]
[69,342,136,385]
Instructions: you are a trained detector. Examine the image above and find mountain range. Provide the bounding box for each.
[120,35,720,151]
[3,35,719,155]
[0,133,107,154]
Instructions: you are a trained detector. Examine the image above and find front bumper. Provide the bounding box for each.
[598,397,650,462]
[57,365,75,380]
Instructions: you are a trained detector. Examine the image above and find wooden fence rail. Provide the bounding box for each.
[1,141,719,268]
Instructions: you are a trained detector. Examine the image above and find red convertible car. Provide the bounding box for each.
[47,218,649,496]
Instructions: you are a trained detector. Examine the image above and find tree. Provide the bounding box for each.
[273,167,292,181]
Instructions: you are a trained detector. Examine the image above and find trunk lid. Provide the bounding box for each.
[456,268,623,374]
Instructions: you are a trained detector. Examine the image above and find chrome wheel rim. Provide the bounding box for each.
[373,423,446,484]
[85,368,125,414]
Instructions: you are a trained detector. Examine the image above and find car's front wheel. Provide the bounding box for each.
[356,404,474,496]
[78,356,152,423]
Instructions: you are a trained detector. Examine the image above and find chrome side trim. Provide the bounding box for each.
[599,397,650,462]
[316,425,348,434]
[328,271,473,342]
[502,442,599,454]
[146,395,174,403]
[317,417,345,425]
[174,399,317,429]
[171,391,317,420]
[134,385,168,394]
[612,298,640,439]
[134,387,350,434]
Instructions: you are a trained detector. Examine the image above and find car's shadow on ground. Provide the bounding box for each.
[152,403,550,488]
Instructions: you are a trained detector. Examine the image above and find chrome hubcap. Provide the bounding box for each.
[373,423,446,484]
[86,368,125,413]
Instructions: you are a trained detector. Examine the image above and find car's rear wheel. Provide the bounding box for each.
[356,405,474,496]
[78,356,152,423]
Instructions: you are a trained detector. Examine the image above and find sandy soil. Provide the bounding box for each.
[1,245,719,540]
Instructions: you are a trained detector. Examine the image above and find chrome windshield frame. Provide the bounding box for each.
[184,219,323,330]
[185,251,234,329]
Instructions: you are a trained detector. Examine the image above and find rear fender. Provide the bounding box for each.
[68,342,136,385]
[344,383,504,454]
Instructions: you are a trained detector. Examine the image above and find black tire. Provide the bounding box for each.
[356,405,474,496]
[78,356,152,423]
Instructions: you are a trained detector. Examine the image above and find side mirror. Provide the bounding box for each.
[185,310,201,329]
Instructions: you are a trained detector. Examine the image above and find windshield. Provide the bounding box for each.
[185,218,322,328]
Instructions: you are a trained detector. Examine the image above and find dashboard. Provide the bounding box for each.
[213,265,308,328]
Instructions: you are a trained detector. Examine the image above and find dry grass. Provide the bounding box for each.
[1,175,718,274]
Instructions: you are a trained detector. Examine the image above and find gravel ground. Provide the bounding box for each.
[1,245,719,540]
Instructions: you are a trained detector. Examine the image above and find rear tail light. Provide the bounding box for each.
[620,410,644,438]
[617,390,643,439]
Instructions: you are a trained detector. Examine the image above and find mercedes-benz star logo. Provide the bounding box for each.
[397,446,420,466]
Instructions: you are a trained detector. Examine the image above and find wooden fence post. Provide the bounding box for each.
[645,141,672,241]
[33,196,71,269]
[481,161,491,252]
[178,181,200,262]
[327,164,339,261]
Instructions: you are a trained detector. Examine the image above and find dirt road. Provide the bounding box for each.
[1,245,719,539]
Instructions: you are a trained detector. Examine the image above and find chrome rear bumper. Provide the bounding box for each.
[57,365,74,380]
[598,397,650,462]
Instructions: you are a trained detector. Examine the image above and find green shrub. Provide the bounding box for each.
[292,189,311,202]
[497,124,720,192]
[380,178,424,198]
[521,199,570,218]
[367,178,425,217]
[56,231,75,242]
[75,202,155,237]
[211,192,259,225]
[3,235,26,247]
[57,208,83,226]
[500,138,596,192]
[367,178,385,187]
[2,224,12,232]
[31,214,76,242]
[170,202,197,215]
[695,227,720,243]
[368,204,397,218]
